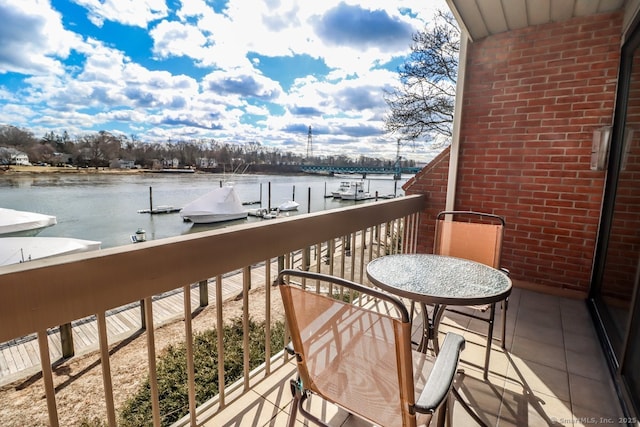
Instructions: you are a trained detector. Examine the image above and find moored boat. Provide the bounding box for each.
[339,181,371,201]
[0,208,57,237]
[277,200,299,211]
[180,186,248,224]
[331,181,357,198]
[0,237,101,266]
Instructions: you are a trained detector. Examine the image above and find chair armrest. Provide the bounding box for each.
[415,333,465,413]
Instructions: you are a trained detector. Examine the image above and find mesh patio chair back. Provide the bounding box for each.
[432,210,508,378]
[278,269,465,427]
[434,211,504,269]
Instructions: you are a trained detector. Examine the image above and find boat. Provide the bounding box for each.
[180,185,248,224]
[247,207,280,219]
[247,207,269,217]
[0,208,57,237]
[0,237,101,266]
[331,181,357,198]
[277,200,300,212]
[339,181,371,201]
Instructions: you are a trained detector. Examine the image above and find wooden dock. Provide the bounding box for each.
[137,206,181,214]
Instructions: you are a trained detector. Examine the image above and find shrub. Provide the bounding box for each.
[119,317,285,426]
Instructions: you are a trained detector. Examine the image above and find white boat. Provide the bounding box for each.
[0,208,57,237]
[331,181,357,198]
[339,181,371,201]
[180,186,248,224]
[277,200,300,212]
[247,207,269,217]
[0,237,101,266]
[247,207,280,219]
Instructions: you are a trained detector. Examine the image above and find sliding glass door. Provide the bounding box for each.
[591,20,640,419]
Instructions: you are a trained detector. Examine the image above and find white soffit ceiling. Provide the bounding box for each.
[447,0,626,41]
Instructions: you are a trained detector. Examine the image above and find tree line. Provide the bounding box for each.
[0,125,413,170]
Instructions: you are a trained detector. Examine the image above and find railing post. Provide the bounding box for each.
[345,233,351,256]
[303,246,310,271]
[324,240,331,264]
[60,323,74,358]
[199,280,208,307]
[139,299,146,330]
[278,254,285,274]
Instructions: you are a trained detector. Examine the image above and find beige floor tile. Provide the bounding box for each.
[252,362,299,411]
[458,338,510,378]
[265,408,304,426]
[568,374,622,417]
[561,307,597,337]
[513,394,574,427]
[563,330,600,354]
[511,335,567,371]
[451,371,505,426]
[516,305,562,331]
[506,355,571,402]
[519,291,562,310]
[202,389,282,427]
[295,395,351,426]
[515,317,565,348]
[565,348,609,382]
[570,403,626,427]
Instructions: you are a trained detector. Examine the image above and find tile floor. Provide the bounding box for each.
[204,287,625,426]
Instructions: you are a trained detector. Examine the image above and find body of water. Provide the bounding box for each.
[0,172,408,249]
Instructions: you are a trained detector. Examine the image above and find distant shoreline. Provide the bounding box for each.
[0,165,310,176]
[1,165,143,175]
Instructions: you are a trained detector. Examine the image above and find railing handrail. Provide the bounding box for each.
[0,195,424,343]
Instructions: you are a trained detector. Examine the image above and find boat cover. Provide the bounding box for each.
[0,208,57,236]
[278,200,300,211]
[0,237,101,266]
[180,186,246,220]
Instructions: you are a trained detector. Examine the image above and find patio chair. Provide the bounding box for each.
[432,210,508,378]
[277,269,466,427]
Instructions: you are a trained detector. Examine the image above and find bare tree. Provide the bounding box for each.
[0,125,38,148]
[384,10,459,142]
[78,131,122,168]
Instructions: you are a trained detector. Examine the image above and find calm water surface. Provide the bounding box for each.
[0,173,408,248]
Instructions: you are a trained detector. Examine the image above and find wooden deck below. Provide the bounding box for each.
[0,264,273,386]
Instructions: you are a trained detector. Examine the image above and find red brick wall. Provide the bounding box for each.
[407,11,622,293]
[403,147,450,253]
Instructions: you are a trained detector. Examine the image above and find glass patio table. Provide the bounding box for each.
[366,253,512,355]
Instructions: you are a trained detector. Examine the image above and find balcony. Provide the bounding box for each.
[0,195,624,426]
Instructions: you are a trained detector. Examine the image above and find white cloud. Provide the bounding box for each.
[0,0,452,163]
[0,0,82,75]
[150,21,210,61]
[71,0,168,28]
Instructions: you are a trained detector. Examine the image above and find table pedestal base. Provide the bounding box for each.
[416,303,447,354]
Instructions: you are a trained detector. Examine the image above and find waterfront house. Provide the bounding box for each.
[109,158,136,169]
[197,157,218,169]
[0,147,30,166]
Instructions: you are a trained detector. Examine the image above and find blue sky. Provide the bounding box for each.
[0,0,449,162]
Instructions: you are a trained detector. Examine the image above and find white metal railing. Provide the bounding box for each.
[0,195,424,426]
